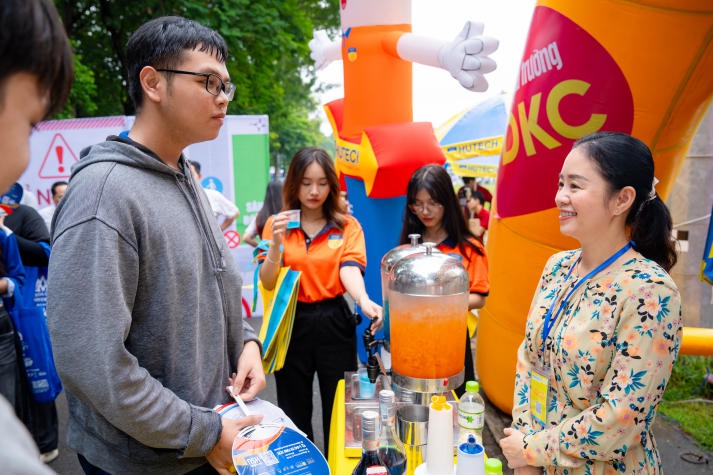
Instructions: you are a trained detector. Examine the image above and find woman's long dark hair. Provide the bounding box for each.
[399,164,482,255]
[283,147,347,229]
[573,131,677,271]
[256,180,283,237]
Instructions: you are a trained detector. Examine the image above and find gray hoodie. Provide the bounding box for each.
[47,137,260,474]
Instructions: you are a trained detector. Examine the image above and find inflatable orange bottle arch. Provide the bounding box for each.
[479,0,713,413]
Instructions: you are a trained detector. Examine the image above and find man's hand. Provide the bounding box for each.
[206,414,263,474]
[231,341,266,401]
[438,21,498,92]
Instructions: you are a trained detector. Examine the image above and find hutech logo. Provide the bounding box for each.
[34,274,48,307]
[497,6,634,218]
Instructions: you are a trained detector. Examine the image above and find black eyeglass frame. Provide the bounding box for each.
[155,68,236,101]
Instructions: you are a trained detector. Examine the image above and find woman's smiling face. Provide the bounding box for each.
[555,146,619,242]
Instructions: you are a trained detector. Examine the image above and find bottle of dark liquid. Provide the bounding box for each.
[352,410,388,475]
[376,390,407,475]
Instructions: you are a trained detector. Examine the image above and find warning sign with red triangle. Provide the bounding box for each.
[38,133,78,179]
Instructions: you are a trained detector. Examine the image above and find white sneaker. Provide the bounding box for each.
[40,449,59,464]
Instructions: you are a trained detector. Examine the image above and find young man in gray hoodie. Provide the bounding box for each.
[47,16,265,474]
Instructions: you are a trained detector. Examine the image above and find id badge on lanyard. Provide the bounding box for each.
[529,242,632,427]
[530,365,550,426]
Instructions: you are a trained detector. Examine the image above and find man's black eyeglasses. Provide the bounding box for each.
[156,68,236,101]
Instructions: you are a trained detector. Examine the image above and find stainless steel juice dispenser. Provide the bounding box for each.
[343,243,468,459]
[387,242,469,394]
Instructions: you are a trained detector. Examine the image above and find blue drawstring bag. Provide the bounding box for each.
[11,304,62,402]
[8,243,62,403]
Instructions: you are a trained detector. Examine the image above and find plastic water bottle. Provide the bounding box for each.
[484,457,503,474]
[457,380,485,445]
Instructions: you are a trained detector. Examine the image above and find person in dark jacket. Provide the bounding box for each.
[3,189,51,268]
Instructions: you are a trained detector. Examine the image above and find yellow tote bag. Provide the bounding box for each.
[257,266,301,373]
[467,309,479,337]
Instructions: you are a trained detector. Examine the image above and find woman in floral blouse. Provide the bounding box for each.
[500,132,682,474]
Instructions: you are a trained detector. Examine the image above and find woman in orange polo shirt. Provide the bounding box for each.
[398,164,490,395]
[259,147,382,452]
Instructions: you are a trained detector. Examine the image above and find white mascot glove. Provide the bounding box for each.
[438,21,499,92]
[309,30,333,70]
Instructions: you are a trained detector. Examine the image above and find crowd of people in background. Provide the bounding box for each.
[458,183,490,243]
[189,160,241,231]
[37,182,67,232]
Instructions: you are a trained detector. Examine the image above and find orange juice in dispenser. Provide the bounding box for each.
[387,242,469,393]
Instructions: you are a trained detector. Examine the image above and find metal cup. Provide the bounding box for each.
[397,404,429,475]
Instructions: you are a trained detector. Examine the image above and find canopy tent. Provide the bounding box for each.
[435,94,509,178]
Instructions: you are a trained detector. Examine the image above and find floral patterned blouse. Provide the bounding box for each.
[512,249,682,474]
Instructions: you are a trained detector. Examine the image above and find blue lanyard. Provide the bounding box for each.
[540,242,632,355]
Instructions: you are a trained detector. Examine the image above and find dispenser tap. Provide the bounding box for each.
[362,323,389,384]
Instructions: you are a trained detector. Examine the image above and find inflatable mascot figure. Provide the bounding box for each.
[310,0,498,358]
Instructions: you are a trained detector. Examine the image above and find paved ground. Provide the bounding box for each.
[47,316,712,474]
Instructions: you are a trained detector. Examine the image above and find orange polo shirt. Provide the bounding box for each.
[262,215,367,303]
[436,236,490,295]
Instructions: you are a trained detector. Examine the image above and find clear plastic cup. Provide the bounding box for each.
[286,209,301,229]
[357,368,376,398]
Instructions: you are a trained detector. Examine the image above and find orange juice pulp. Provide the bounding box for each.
[388,292,468,379]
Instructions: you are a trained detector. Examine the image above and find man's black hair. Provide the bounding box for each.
[472,190,485,204]
[125,16,228,110]
[0,0,74,118]
[51,181,68,197]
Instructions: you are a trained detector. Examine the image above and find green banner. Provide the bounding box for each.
[232,133,270,238]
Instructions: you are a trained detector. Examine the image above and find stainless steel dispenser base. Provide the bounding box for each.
[391,369,464,395]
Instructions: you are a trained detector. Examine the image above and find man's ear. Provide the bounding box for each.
[140,66,163,104]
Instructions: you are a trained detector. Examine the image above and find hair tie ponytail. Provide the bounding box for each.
[647,177,659,202]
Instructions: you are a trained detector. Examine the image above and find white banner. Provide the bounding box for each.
[18,115,269,317]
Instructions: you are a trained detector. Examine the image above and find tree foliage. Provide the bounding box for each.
[55,42,98,119]
[54,0,340,169]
